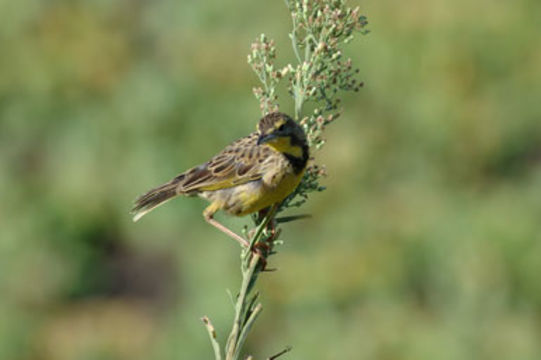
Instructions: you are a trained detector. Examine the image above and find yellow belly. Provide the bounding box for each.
[239,169,304,215]
[203,169,305,217]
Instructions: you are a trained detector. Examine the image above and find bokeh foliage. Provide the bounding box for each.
[1,0,541,359]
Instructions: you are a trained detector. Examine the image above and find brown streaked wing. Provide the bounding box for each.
[177,132,272,193]
[174,165,214,193]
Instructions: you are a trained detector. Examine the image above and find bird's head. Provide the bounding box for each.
[256,112,308,160]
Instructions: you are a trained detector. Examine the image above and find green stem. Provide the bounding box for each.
[224,205,279,360]
[202,316,222,360]
[285,0,303,64]
[234,303,263,359]
[248,204,278,251]
[294,78,304,120]
[225,255,261,360]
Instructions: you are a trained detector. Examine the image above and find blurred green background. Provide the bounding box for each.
[2,0,541,359]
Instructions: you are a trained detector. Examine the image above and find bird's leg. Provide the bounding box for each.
[203,211,250,248]
[204,213,269,268]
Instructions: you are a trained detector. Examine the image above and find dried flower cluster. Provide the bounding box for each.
[248,0,368,214]
[248,35,280,115]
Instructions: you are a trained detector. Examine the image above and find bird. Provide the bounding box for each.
[131,112,309,248]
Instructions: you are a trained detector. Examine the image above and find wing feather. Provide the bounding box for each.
[175,132,274,193]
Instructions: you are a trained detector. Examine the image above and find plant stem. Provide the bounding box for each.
[223,207,276,360]
[225,256,259,359]
[202,1,368,358]
[202,316,222,360]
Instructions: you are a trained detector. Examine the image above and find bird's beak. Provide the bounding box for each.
[257,133,277,145]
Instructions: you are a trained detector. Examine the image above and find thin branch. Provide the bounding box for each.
[234,303,263,360]
[202,316,222,360]
[267,346,293,360]
[248,204,278,251]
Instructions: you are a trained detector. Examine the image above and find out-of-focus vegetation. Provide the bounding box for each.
[1,0,540,359]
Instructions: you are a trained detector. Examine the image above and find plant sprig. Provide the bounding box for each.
[203,1,368,359]
[248,0,368,214]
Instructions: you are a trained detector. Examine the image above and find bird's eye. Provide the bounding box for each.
[277,124,285,131]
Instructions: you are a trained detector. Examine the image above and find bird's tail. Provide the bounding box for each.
[131,178,182,222]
